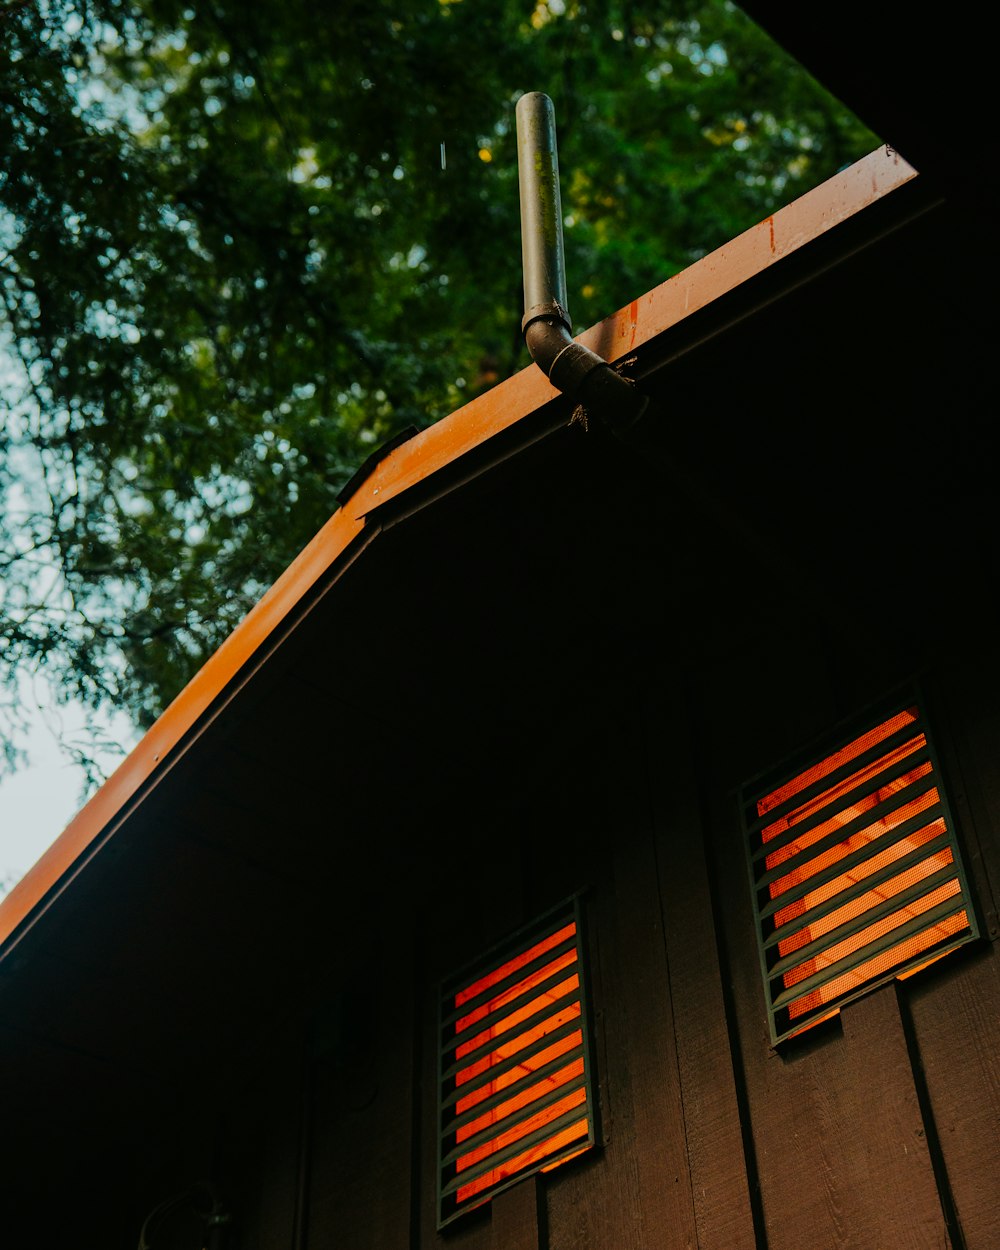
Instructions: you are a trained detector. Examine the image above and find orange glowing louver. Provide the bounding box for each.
[437,900,596,1227]
[742,695,979,1044]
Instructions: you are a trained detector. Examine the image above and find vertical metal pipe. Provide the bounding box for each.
[516,92,571,333]
[515,89,648,429]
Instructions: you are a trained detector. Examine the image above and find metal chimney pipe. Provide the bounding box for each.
[516,91,572,336]
[515,92,647,429]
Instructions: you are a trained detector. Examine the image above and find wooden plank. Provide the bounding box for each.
[304,925,414,1250]
[905,940,1000,1248]
[212,1025,304,1249]
[839,986,953,1246]
[546,872,680,1250]
[929,664,1000,943]
[903,663,1000,1248]
[646,676,759,1250]
[490,1178,542,1250]
[540,696,699,1250]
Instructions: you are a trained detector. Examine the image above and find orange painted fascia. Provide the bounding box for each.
[0,145,916,950]
[353,146,916,514]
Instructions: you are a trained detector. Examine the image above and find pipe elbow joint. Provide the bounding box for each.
[524,316,649,432]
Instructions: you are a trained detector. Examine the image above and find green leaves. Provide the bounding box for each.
[0,0,878,778]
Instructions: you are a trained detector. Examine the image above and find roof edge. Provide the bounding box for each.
[0,145,916,952]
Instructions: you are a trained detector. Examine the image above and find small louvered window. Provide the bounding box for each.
[741,694,979,1045]
[436,898,596,1228]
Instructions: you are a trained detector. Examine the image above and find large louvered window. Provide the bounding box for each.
[741,694,979,1045]
[436,898,596,1228]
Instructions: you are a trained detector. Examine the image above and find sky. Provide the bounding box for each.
[0,356,141,897]
[0,683,139,897]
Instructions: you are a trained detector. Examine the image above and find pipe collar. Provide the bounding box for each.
[524,318,649,431]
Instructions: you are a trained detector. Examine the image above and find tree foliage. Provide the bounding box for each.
[0,0,878,781]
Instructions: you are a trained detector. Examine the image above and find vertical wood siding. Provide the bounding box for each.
[85,640,997,1250]
[392,647,999,1250]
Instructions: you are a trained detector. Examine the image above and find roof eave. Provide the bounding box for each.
[0,144,918,956]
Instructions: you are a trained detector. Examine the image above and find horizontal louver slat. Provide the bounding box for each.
[770,897,970,1011]
[441,1067,586,1165]
[441,991,580,1080]
[440,1105,590,1197]
[768,881,965,986]
[446,1049,585,1133]
[444,959,579,1054]
[750,744,931,863]
[439,935,578,1029]
[745,720,924,834]
[752,767,935,882]
[439,1018,584,1111]
[760,830,952,947]
[756,801,945,919]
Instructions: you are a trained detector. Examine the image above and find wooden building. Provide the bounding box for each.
[2,8,997,1248]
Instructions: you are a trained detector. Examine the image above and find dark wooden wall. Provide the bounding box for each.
[197,636,996,1250]
[5,582,998,1250]
[7,477,998,1250]
[7,226,1000,1245]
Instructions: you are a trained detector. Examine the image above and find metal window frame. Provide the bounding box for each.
[739,685,981,1046]
[436,893,598,1229]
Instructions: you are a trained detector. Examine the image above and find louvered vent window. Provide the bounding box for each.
[437,898,596,1228]
[742,695,979,1045]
